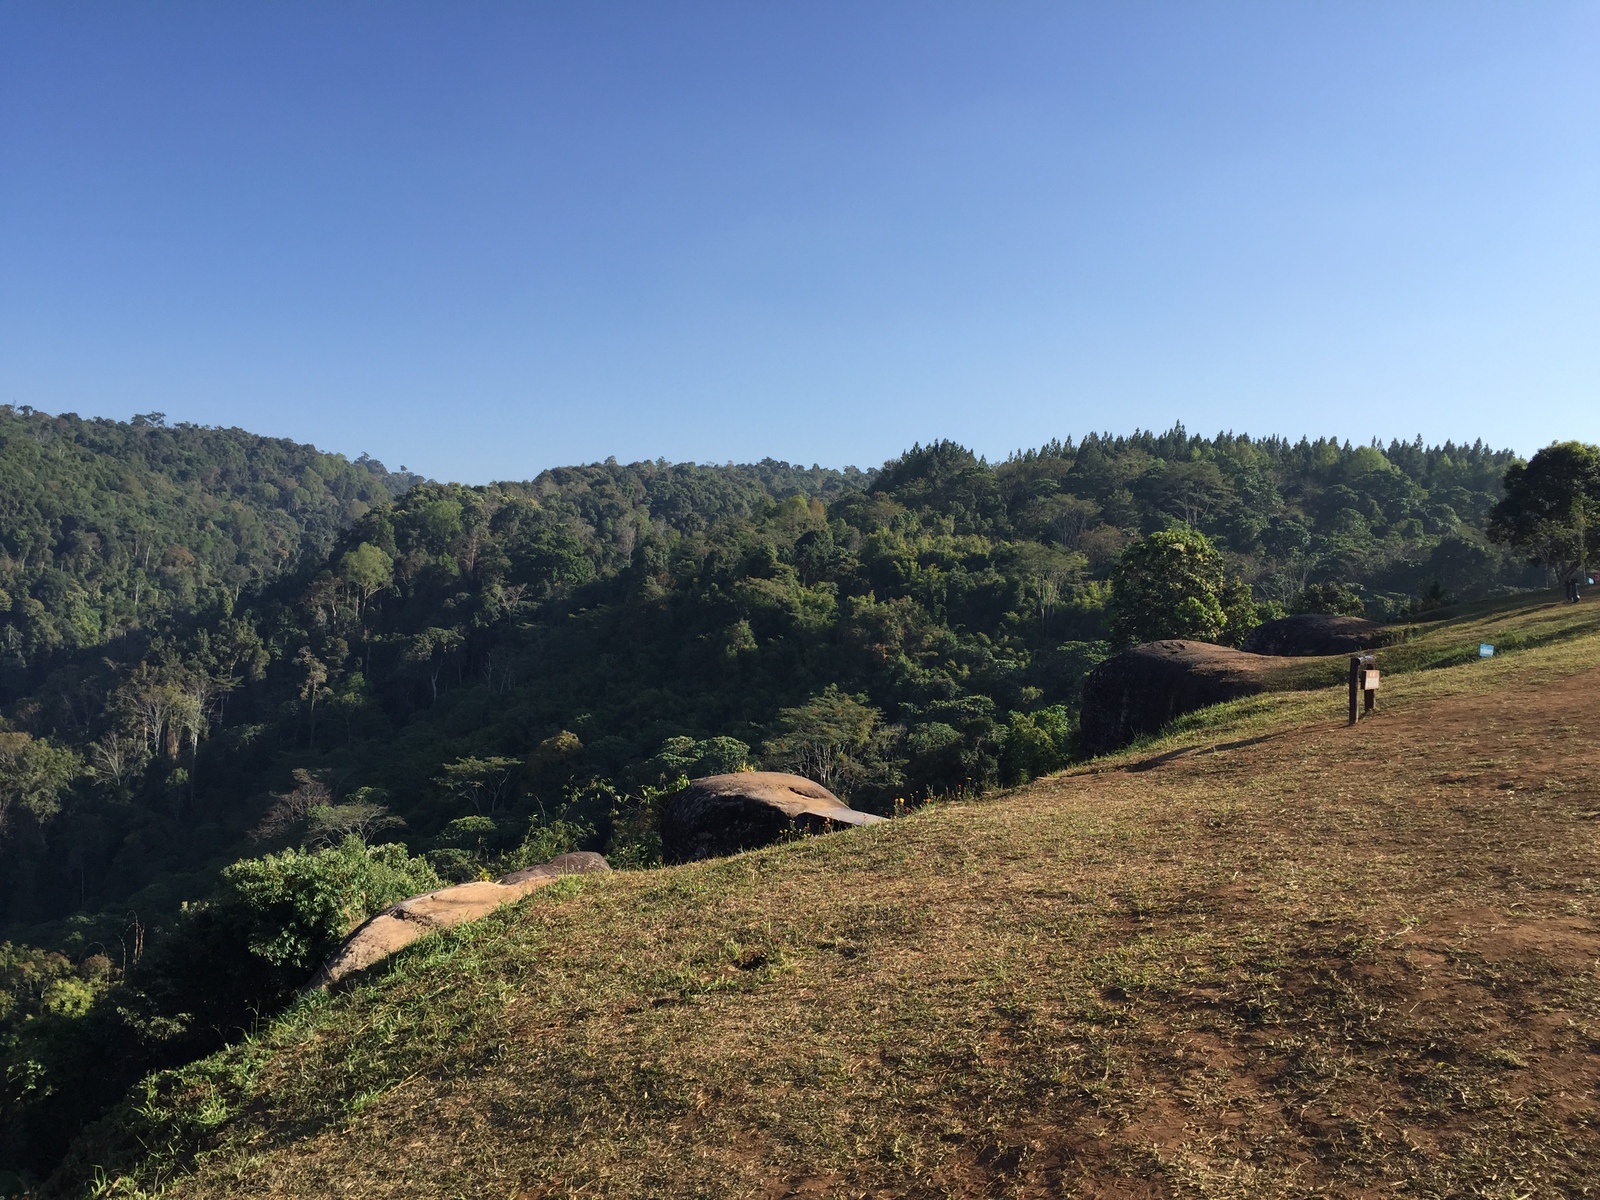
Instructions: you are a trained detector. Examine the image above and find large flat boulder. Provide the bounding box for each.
[660,771,886,864]
[306,851,609,990]
[1242,613,1388,657]
[1079,640,1274,757]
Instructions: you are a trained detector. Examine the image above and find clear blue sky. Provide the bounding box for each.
[2,3,1596,483]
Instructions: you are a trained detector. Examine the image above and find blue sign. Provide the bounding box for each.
[1479,644,1495,658]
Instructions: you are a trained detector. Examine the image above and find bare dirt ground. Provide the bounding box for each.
[92,645,1600,1200]
[1020,668,1600,1198]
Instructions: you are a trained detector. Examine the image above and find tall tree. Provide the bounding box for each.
[0,732,83,835]
[434,756,523,816]
[762,687,900,802]
[1488,442,1600,586]
[1106,527,1235,645]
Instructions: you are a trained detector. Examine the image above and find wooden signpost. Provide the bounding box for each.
[1348,654,1378,725]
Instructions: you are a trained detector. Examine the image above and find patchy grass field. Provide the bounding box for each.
[66,594,1600,1199]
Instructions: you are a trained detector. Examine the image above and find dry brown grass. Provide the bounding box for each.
[76,596,1600,1199]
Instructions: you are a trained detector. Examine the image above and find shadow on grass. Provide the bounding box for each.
[1120,730,1288,773]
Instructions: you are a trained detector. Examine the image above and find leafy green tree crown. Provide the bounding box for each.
[1488,442,1600,584]
[1106,527,1230,645]
[1290,582,1366,617]
[0,732,83,835]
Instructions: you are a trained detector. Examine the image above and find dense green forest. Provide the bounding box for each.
[0,406,422,689]
[0,413,1543,1185]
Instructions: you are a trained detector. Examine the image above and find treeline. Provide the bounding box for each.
[2,425,1536,928]
[0,418,1542,1185]
[0,405,423,695]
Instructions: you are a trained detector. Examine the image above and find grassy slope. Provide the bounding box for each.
[69,592,1600,1199]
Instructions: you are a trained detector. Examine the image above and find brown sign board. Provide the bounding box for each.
[1363,670,1380,690]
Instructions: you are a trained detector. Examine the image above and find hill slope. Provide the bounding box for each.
[0,405,421,696]
[63,596,1600,1198]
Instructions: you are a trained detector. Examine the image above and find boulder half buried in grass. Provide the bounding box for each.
[306,851,609,990]
[1079,640,1274,757]
[660,771,886,864]
[1241,612,1388,657]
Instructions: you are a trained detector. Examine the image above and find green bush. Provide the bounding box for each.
[512,818,588,867]
[424,848,481,883]
[1000,706,1074,785]
[1291,582,1366,617]
[0,841,438,1180]
[638,736,752,788]
[216,838,440,974]
[435,815,500,853]
[605,779,680,869]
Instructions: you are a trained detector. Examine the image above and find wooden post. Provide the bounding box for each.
[1350,655,1379,724]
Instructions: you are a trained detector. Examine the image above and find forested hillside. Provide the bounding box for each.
[0,418,1544,1186]
[0,406,422,695]
[2,427,1530,925]
[60,598,1600,1200]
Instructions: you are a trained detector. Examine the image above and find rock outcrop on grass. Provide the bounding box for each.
[1242,612,1387,656]
[1079,640,1274,757]
[660,771,886,864]
[306,851,610,990]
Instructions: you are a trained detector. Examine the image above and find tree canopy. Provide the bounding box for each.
[1106,527,1248,645]
[1488,441,1600,584]
[0,405,422,695]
